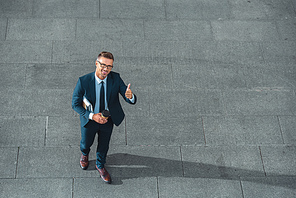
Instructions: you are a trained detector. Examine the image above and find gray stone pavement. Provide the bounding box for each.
[0,0,296,197]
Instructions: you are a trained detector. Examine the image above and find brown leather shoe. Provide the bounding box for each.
[80,154,89,170]
[96,165,112,184]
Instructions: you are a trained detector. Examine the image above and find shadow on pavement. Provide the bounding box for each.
[86,153,296,188]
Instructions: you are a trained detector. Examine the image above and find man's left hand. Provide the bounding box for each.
[125,83,133,99]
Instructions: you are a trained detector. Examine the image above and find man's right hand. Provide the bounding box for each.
[92,113,108,124]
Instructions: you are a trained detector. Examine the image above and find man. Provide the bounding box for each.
[72,51,136,184]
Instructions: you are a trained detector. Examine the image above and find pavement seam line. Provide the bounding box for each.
[259,146,267,177]
[72,177,75,198]
[50,42,54,64]
[5,18,8,40]
[164,0,167,20]
[15,147,20,179]
[201,116,207,145]
[277,116,285,144]
[98,0,101,19]
[180,146,185,177]
[239,179,245,198]
[44,116,49,146]
[156,176,160,198]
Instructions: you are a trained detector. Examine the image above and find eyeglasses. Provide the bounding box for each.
[97,60,113,70]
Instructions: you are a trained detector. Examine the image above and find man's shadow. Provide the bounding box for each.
[87,153,295,188]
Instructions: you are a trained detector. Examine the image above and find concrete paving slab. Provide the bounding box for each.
[17,147,98,178]
[1,0,296,197]
[120,40,215,63]
[117,63,173,90]
[0,41,52,63]
[25,63,94,89]
[6,19,76,41]
[262,41,296,64]
[165,0,204,20]
[241,177,296,198]
[126,116,204,146]
[230,0,296,20]
[276,19,296,41]
[172,63,247,90]
[243,64,296,89]
[201,0,231,19]
[0,148,18,178]
[21,89,73,116]
[229,0,271,20]
[211,41,264,65]
[122,88,150,117]
[106,145,183,178]
[203,116,283,145]
[158,177,243,198]
[223,89,296,116]
[262,0,296,19]
[166,0,231,20]
[0,64,26,89]
[0,18,7,40]
[260,145,296,176]
[100,0,165,19]
[32,0,98,18]
[212,21,279,41]
[181,146,265,178]
[46,116,80,147]
[52,40,123,64]
[74,177,158,197]
[149,88,224,117]
[278,116,296,145]
[0,88,24,116]
[76,19,144,41]
[46,116,126,146]
[0,178,72,198]
[0,0,33,18]
[0,116,46,147]
[144,20,212,41]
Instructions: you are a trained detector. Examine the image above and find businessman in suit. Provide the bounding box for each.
[72,51,136,184]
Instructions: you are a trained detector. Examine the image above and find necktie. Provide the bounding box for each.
[99,81,105,113]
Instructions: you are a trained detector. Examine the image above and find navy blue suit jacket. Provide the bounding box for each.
[72,71,136,127]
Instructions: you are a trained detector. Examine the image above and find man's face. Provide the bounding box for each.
[95,57,113,80]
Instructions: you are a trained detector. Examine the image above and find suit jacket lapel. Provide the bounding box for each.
[107,73,113,103]
[89,72,96,107]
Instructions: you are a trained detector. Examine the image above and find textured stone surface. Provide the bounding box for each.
[0,18,7,40]
[126,116,204,146]
[158,177,243,198]
[203,116,283,145]
[278,116,296,145]
[212,21,279,41]
[0,116,46,147]
[241,177,296,198]
[260,146,296,176]
[32,0,99,18]
[181,146,265,178]
[74,177,158,197]
[6,19,76,40]
[0,0,296,197]
[0,41,52,63]
[0,148,18,178]
[0,178,72,198]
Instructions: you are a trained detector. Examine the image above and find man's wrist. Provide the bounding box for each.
[129,94,135,103]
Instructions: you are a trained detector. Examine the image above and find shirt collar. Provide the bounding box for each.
[95,73,107,84]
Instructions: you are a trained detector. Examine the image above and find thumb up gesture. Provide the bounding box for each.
[125,83,133,99]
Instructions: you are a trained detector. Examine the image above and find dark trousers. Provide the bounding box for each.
[80,119,114,169]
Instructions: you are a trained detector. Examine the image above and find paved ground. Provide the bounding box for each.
[1,0,296,197]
